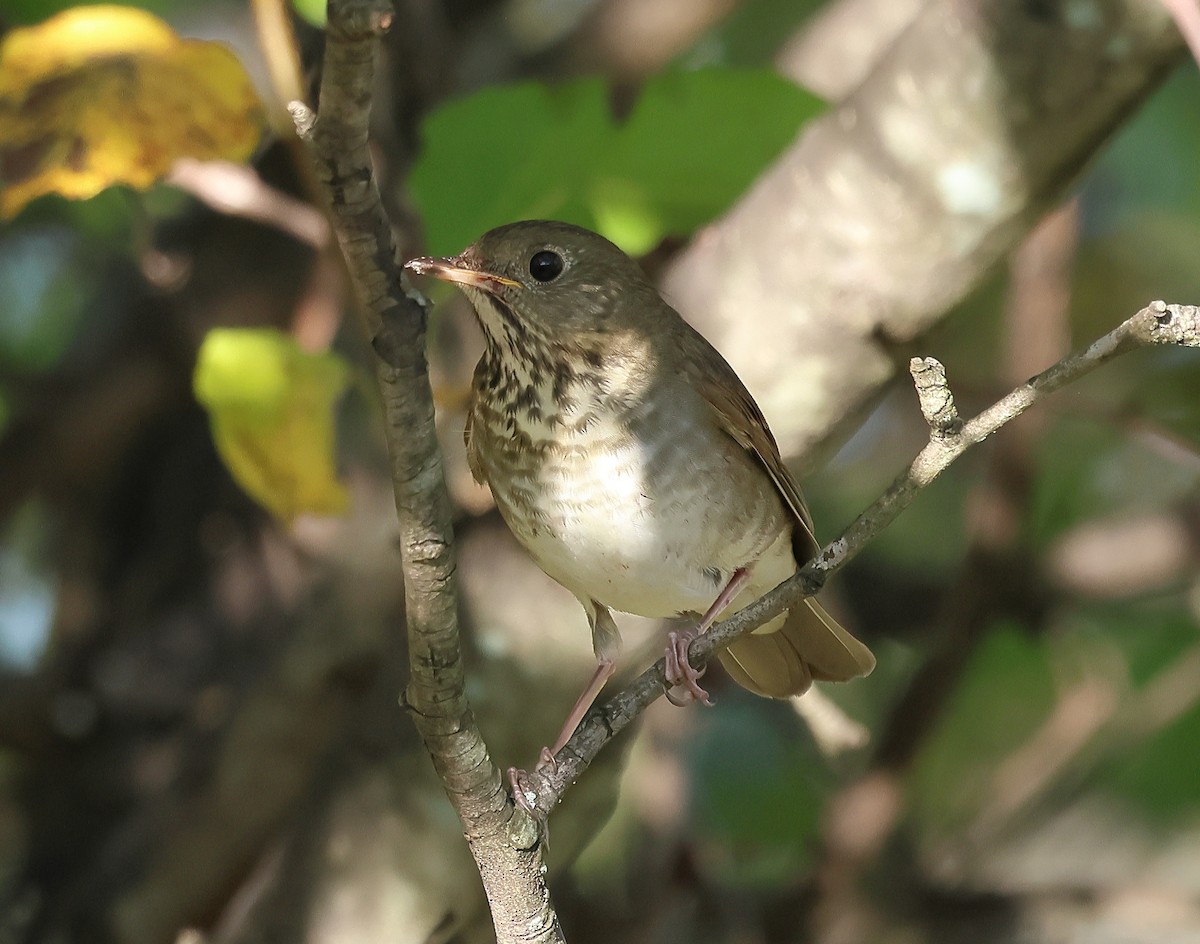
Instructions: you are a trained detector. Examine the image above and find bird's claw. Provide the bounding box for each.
[507,747,559,816]
[665,629,714,706]
[507,766,538,815]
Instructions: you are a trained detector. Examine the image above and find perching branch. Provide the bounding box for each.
[292,1,561,942]
[518,301,1200,813]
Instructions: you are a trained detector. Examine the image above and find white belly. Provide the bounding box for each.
[487,410,794,620]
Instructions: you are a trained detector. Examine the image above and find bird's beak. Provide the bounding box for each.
[405,255,520,292]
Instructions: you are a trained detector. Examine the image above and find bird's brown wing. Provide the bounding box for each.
[675,321,818,549]
[676,320,875,684]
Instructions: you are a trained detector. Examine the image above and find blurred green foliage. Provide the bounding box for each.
[1028,416,1197,547]
[690,699,827,885]
[291,0,326,27]
[909,625,1057,835]
[0,185,188,376]
[0,227,89,372]
[685,0,826,68]
[1105,700,1200,821]
[1086,68,1200,230]
[409,69,823,256]
[1,0,175,25]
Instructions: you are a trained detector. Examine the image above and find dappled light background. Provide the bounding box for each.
[1,1,1199,943]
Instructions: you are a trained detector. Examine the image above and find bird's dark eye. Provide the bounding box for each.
[529,250,564,283]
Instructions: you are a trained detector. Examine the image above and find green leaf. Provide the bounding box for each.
[410,80,610,257]
[292,0,326,27]
[593,69,817,254]
[194,328,350,521]
[410,69,824,256]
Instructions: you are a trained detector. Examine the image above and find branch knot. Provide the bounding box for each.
[909,357,962,437]
[1137,300,1200,347]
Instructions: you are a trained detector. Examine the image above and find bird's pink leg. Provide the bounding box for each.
[550,656,616,756]
[665,566,751,706]
[508,656,616,815]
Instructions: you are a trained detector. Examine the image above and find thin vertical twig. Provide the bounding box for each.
[293,1,562,940]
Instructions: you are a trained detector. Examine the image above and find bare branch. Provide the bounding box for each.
[166,159,329,248]
[294,1,562,940]
[775,0,922,100]
[519,301,1200,813]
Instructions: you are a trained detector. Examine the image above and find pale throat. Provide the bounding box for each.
[470,291,654,437]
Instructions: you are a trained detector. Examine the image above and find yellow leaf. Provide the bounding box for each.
[0,5,265,218]
[194,328,350,522]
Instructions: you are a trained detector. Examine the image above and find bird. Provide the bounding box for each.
[405,220,874,774]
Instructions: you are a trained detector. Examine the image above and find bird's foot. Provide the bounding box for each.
[507,747,557,815]
[663,566,750,706]
[664,628,714,706]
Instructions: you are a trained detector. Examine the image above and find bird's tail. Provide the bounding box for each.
[717,597,875,699]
